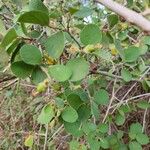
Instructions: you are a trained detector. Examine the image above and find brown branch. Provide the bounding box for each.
[95,0,150,34]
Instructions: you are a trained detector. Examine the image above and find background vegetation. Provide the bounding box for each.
[0,0,150,149]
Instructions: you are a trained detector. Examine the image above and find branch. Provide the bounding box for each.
[95,0,150,34]
[141,9,150,16]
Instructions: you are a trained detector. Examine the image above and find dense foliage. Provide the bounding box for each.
[0,0,150,149]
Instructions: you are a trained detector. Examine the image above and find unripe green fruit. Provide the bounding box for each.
[37,82,46,93]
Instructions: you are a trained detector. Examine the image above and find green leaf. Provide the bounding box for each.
[100,138,110,149]
[67,93,83,110]
[91,101,99,119]
[29,0,49,14]
[48,64,72,82]
[31,67,47,85]
[18,11,49,26]
[117,130,124,139]
[37,104,55,124]
[136,133,149,145]
[123,46,141,62]
[20,44,42,65]
[129,123,143,134]
[129,141,142,150]
[64,121,83,137]
[11,61,33,79]
[115,113,125,126]
[77,104,91,122]
[44,32,65,59]
[55,97,64,108]
[107,14,119,29]
[82,121,97,135]
[98,123,109,134]
[6,38,21,55]
[0,28,17,48]
[74,7,93,18]
[142,36,150,45]
[24,135,34,148]
[94,89,109,105]
[137,101,150,109]
[61,106,78,123]
[94,49,111,61]
[121,69,132,82]
[80,24,102,45]
[66,57,89,82]
[69,140,80,150]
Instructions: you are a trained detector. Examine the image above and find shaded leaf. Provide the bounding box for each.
[20,44,42,65]
[61,106,78,123]
[80,24,102,45]
[48,65,72,82]
[66,57,89,82]
[44,32,65,59]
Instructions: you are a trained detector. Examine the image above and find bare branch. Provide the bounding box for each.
[141,9,150,16]
[95,0,150,34]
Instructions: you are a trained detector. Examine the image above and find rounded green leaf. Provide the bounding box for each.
[11,61,33,79]
[100,138,110,149]
[37,104,55,124]
[98,123,109,134]
[31,67,47,85]
[121,69,132,82]
[74,7,92,18]
[48,64,72,82]
[44,31,65,59]
[61,106,78,123]
[107,14,119,29]
[80,24,102,45]
[67,93,83,110]
[129,141,142,150]
[29,0,49,14]
[94,89,109,105]
[18,11,49,26]
[66,57,89,82]
[0,28,17,48]
[115,113,125,126]
[77,104,91,122]
[137,101,150,109]
[64,121,83,137]
[82,121,97,135]
[91,101,99,119]
[129,123,143,134]
[123,46,141,62]
[136,133,149,145]
[20,44,42,65]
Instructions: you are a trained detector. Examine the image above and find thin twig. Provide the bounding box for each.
[110,93,150,109]
[102,78,117,123]
[43,124,48,150]
[112,67,150,112]
[48,125,64,142]
[142,99,150,132]
[0,79,18,91]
